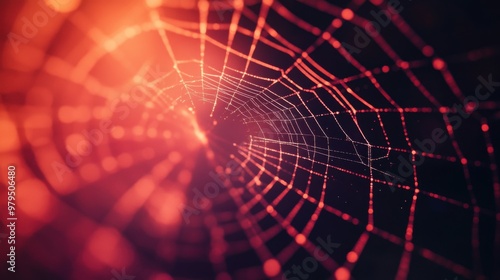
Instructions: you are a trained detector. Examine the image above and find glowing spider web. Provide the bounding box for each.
[2,0,499,279]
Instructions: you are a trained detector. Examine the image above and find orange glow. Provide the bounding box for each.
[86,227,134,267]
[101,156,118,172]
[24,113,52,129]
[335,267,351,280]
[1,1,497,279]
[263,258,281,277]
[0,118,20,152]
[146,0,163,8]
[114,176,156,217]
[18,179,54,222]
[111,126,125,139]
[45,0,81,13]
[432,58,446,70]
[295,233,306,245]
[194,127,208,144]
[346,251,358,263]
[168,151,182,163]
[177,169,192,184]
[341,9,354,21]
[333,18,343,28]
[147,190,184,225]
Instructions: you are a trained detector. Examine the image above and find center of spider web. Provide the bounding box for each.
[194,105,249,160]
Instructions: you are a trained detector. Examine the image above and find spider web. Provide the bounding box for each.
[2,0,500,279]
[137,1,499,278]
